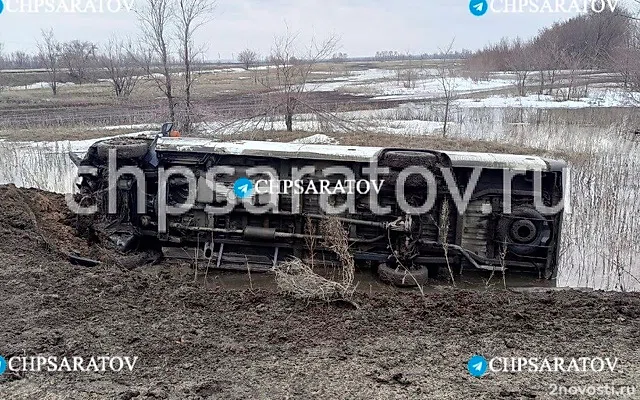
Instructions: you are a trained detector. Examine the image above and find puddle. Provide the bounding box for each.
[159,263,558,294]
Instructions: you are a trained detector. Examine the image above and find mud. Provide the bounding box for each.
[0,91,391,134]
[0,185,638,399]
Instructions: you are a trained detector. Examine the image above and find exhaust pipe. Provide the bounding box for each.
[203,242,213,259]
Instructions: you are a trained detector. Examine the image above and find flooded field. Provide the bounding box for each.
[1,106,638,291]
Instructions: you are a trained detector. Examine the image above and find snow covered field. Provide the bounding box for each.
[456,89,640,108]
[306,68,513,100]
[367,77,513,101]
[301,67,640,108]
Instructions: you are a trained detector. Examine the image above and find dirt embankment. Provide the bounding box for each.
[0,185,638,399]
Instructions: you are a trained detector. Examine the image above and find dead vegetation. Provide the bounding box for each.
[273,217,357,304]
[227,129,558,157]
[0,126,142,142]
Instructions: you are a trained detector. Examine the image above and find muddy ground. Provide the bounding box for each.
[0,184,638,399]
[0,91,395,138]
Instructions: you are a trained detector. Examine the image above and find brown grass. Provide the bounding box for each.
[225,129,563,158]
[0,127,143,142]
[336,131,558,156]
[273,217,356,302]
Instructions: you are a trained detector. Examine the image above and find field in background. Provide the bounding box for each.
[0,59,638,291]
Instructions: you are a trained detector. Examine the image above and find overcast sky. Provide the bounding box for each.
[0,0,593,60]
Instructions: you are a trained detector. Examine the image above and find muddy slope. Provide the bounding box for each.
[0,185,638,399]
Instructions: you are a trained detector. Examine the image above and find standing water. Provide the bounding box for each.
[0,107,638,291]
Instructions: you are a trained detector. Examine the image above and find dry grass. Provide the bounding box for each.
[337,131,558,157]
[273,258,356,301]
[319,218,356,286]
[450,107,640,291]
[0,63,355,105]
[225,130,313,143]
[226,129,558,158]
[0,141,76,192]
[273,217,356,302]
[0,127,140,142]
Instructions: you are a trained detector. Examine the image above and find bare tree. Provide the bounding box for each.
[436,39,457,137]
[99,37,142,98]
[531,34,562,96]
[137,0,176,122]
[10,51,31,69]
[331,52,348,62]
[558,50,587,101]
[266,28,339,131]
[37,29,62,95]
[61,40,97,83]
[607,18,640,92]
[175,0,215,133]
[402,54,419,89]
[507,38,533,97]
[238,48,258,70]
[468,9,631,80]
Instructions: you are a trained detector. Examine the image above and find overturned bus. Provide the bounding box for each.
[71,126,567,287]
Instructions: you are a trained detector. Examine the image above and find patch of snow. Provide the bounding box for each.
[194,67,246,74]
[309,69,396,92]
[193,103,446,138]
[456,89,640,109]
[292,134,339,145]
[195,106,445,137]
[306,67,512,100]
[368,78,512,101]
[7,81,76,91]
[0,68,49,73]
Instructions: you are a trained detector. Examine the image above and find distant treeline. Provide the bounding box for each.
[467,8,633,72]
[371,50,472,61]
[0,46,475,71]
